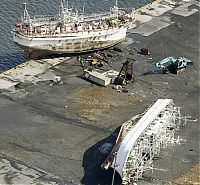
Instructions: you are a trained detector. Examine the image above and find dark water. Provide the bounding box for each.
[0,0,151,73]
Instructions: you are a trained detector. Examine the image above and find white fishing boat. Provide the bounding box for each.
[12,0,131,55]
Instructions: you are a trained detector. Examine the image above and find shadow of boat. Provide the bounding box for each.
[81,126,122,185]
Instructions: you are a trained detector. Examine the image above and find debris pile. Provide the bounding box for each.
[156,56,193,74]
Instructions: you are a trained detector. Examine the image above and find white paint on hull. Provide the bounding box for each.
[110,99,175,177]
[13,26,127,53]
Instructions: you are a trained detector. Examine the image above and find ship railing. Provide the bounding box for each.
[83,11,114,19]
[83,13,108,19]
[33,15,58,20]
[31,15,59,24]
[31,21,58,27]
[82,12,119,22]
[15,26,118,38]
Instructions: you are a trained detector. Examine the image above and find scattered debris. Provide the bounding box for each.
[84,69,111,86]
[183,159,189,162]
[169,136,186,145]
[84,69,119,86]
[156,57,193,74]
[114,59,134,85]
[54,76,61,82]
[122,89,129,93]
[78,50,116,70]
[78,56,85,68]
[112,85,123,90]
[113,46,124,52]
[139,48,151,56]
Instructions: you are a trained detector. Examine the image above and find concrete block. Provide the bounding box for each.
[0,79,17,90]
[84,69,119,86]
[84,69,111,86]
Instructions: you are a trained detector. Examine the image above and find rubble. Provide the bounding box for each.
[84,69,119,86]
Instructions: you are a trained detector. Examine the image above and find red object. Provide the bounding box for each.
[15,23,22,28]
[140,48,149,55]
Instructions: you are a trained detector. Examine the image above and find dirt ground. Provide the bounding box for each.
[167,163,200,185]
[0,8,199,185]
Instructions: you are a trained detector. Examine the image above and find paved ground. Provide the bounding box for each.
[0,0,199,184]
[0,155,73,185]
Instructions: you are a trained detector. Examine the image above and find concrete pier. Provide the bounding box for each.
[0,57,69,90]
[128,0,199,36]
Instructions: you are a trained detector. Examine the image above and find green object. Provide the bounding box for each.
[156,57,193,69]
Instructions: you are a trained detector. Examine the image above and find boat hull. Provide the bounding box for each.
[13,26,127,54]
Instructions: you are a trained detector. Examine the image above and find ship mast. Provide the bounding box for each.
[82,1,85,15]
[22,2,30,24]
[60,0,66,14]
[60,0,67,23]
[113,0,119,19]
[115,0,118,8]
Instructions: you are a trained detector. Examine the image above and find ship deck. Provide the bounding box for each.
[13,27,119,38]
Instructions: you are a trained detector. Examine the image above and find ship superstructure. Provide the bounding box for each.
[12,0,131,54]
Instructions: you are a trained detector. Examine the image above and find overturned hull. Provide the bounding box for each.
[13,26,127,54]
[102,99,183,184]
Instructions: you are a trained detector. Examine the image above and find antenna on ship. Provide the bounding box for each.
[115,0,118,8]
[60,0,69,14]
[60,0,64,13]
[22,2,30,24]
[75,7,78,16]
[113,0,118,19]
[82,1,85,15]
[67,0,69,11]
